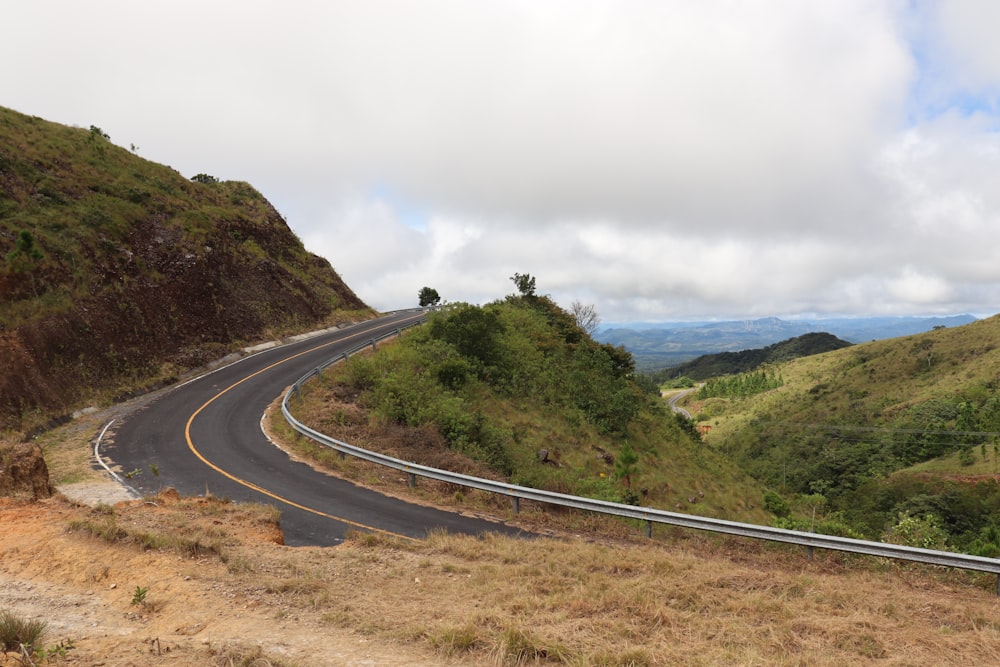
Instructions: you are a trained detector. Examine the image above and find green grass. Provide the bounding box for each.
[0,104,374,434]
[292,296,770,523]
[697,315,1000,552]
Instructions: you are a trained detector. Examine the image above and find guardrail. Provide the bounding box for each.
[281,325,1000,595]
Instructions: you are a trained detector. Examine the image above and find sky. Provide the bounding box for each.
[4,1,1000,323]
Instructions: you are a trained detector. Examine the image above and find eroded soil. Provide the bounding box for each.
[0,491,459,666]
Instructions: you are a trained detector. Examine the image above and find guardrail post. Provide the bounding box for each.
[512,496,520,514]
[996,574,999,597]
[371,339,377,352]
[408,472,416,488]
[316,367,322,380]
[807,546,814,560]
[645,520,652,538]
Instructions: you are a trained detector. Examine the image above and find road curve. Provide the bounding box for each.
[665,388,695,419]
[102,311,525,546]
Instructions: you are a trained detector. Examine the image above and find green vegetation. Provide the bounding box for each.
[311,287,768,518]
[417,286,441,307]
[0,106,350,329]
[130,585,149,608]
[701,315,1000,555]
[0,105,369,433]
[697,368,784,399]
[649,332,851,383]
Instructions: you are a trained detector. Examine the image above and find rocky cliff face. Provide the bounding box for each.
[0,107,369,434]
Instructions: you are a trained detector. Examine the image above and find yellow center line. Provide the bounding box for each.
[184,316,424,541]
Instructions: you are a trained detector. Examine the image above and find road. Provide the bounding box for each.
[665,388,695,419]
[102,311,525,546]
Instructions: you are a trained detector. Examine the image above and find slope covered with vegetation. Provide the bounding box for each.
[0,106,369,435]
[695,315,1000,554]
[655,331,852,382]
[295,288,769,521]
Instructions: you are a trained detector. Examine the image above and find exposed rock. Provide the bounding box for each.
[0,441,52,500]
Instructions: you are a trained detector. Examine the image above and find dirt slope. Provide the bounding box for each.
[0,495,453,667]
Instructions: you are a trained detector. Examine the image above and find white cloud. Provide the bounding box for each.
[930,0,1000,92]
[887,266,953,305]
[4,1,1000,321]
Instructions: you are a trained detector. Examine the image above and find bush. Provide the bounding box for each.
[0,609,47,653]
[763,490,790,518]
[882,512,949,550]
[428,304,505,370]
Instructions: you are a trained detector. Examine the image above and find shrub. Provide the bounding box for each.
[0,609,47,653]
[882,512,950,550]
[763,490,790,518]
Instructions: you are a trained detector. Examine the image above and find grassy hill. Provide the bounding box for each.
[287,293,770,523]
[694,315,1000,554]
[655,331,853,382]
[0,106,370,435]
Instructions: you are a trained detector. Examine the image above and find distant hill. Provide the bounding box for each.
[0,106,370,434]
[702,315,1000,555]
[598,315,978,370]
[661,332,853,381]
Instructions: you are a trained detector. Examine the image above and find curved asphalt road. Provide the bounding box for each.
[102,311,525,546]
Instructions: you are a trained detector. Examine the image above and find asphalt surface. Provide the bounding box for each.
[103,311,526,546]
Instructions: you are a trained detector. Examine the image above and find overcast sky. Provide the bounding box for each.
[4,1,1000,322]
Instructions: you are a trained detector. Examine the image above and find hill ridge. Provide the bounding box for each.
[0,106,369,434]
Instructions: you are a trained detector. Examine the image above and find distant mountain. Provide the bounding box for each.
[597,315,978,371]
[660,332,853,381]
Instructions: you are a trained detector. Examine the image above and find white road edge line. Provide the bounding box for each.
[94,418,139,497]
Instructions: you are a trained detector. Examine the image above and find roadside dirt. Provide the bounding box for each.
[0,492,461,667]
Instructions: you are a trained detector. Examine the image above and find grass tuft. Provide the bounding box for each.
[0,609,47,653]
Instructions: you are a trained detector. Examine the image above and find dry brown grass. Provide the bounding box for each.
[217,525,1000,666]
[57,483,1000,665]
[259,364,1000,664]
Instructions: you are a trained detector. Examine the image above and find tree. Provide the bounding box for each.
[428,304,505,368]
[614,441,639,489]
[510,272,536,297]
[418,286,441,307]
[570,300,600,335]
[191,173,219,184]
[88,125,110,140]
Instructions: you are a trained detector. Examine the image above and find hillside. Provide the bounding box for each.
[658,332,853,381]
[283,291,770,522]
[694,315,1000,555]
[0,106,369,435]
[599,314,976,370]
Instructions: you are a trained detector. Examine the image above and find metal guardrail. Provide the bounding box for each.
[281,323,1000,594]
